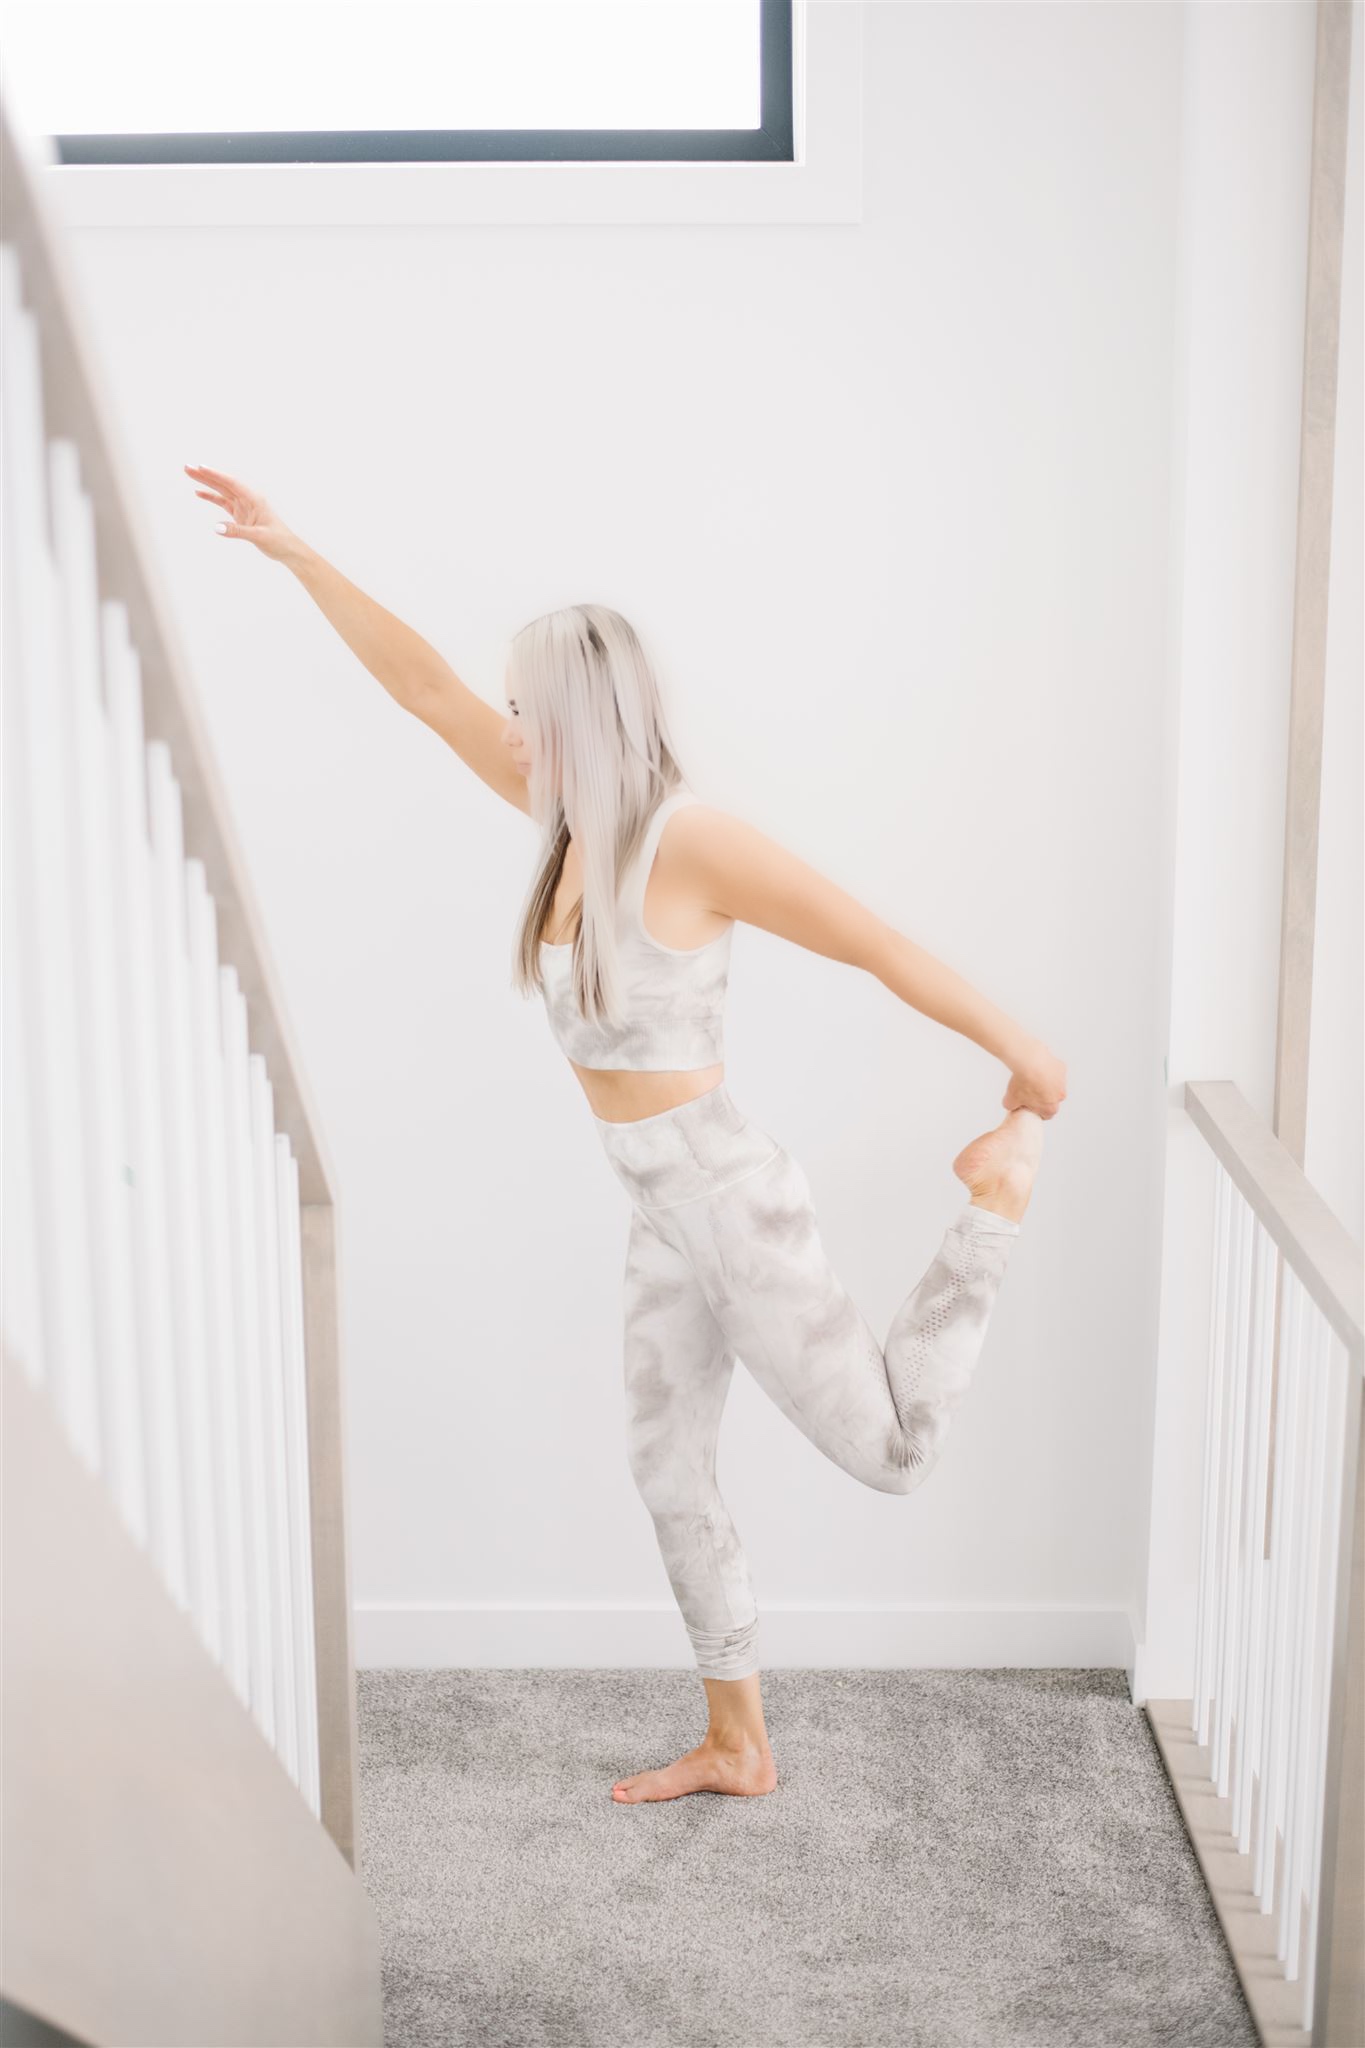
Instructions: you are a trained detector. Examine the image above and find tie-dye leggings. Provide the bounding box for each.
[592,1081,1021,1683]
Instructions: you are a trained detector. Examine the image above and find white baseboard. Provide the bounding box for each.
[355,1601,1139,1672]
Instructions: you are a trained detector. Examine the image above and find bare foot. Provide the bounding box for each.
[952,1108,1044,1223]
[611,1740,778,1803]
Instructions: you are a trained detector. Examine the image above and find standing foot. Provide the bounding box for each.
[952,1109,1044,1223]
[611,1738,777,1803]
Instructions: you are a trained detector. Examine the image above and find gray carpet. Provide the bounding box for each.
[355,1667,1256,2048]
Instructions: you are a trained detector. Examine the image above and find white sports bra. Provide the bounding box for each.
[538,786,733,1072]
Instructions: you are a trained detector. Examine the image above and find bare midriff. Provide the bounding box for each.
[567,1059,725,1124]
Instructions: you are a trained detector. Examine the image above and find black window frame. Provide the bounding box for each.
[54,0,793,165]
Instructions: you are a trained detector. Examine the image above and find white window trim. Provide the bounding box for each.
[42,0,862,231]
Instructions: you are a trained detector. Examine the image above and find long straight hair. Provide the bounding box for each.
[509,604,691,1027]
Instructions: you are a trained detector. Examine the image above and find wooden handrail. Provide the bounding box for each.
[1184,1080,1364,1368]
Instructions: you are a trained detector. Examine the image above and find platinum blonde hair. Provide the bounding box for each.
[509,603,690,1027]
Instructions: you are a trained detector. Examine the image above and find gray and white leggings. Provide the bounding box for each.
[593,1081,1021,1683]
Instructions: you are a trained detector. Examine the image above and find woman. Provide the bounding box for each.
[187,465,1068,1807]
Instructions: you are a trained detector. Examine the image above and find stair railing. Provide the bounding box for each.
[1,79,383,2048]
[1146,1081,1363,2048]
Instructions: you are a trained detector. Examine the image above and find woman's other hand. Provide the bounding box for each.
[184,464,299,563]
[1003,1040,1068,1119]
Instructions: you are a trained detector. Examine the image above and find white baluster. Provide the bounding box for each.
[250,1056,300,1786]
[1268,1265,1309,1938]
[1208,1174,1239,1758]
[1214,1186,1253,1794]
[1233,1217,1276,1850]
[1300,1327,1348,2036]
[1193,1163,1230,1746]
[187,866,251,1706]
[1229,1218,1264,1824]
[221,974,275,1746]
[1280,1291,1326,1973]
[1254,1252,1298,1911]
[105,618,187,1608]
[146,744,222,1660]
[1284,1307,1332,1985]
[276,1141,321,1817]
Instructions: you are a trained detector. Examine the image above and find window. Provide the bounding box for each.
[13,0,861,227]
[26,0,793,166]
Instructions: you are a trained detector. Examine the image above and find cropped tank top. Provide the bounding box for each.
[538,786,733,1072]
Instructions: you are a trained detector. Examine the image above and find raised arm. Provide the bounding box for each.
[671,804,1068,1118]
[284,542,532,814]
[185,464,529,815]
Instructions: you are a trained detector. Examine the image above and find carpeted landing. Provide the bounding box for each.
[355,1666,1256,2048]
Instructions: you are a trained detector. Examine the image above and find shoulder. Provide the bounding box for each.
[655,801,838,935]
[655,798,765,887]
[656,796,734,860]
[659,796,746,847]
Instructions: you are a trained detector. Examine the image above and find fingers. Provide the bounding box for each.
[187,468,240,512]
[185,463,250,494]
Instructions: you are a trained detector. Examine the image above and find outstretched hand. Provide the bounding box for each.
[1003,1040,1068,1120]
[184,464,298,563]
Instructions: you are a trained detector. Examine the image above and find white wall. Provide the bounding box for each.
[56,2,1201,1672]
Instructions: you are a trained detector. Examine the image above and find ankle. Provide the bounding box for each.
[703,1727,769,1757]
[967,1162,1032,1223]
